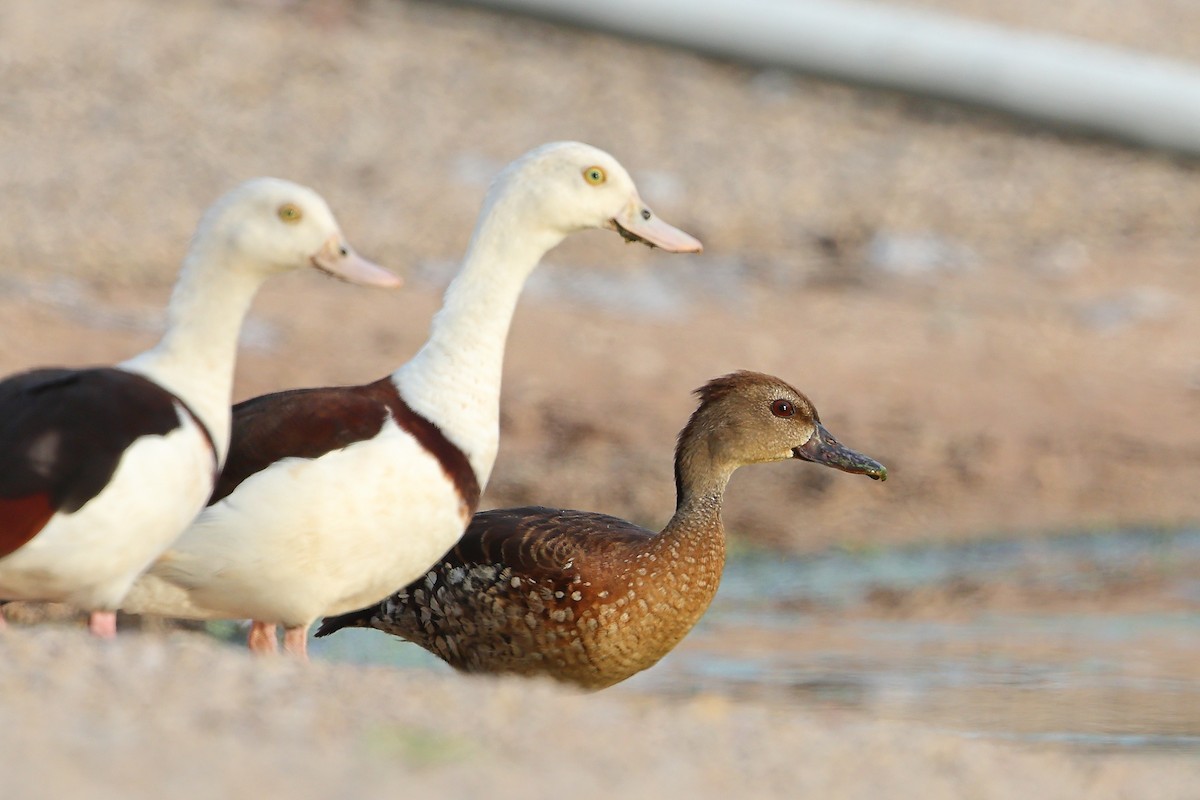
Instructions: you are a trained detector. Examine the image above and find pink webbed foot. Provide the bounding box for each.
[282,624,310,661]
[247,621,279,655]
[88,611,117,638]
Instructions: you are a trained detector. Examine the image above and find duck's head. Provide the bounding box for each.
[677,371,886,495]
[490,142,702,253]
[189,177,402,288]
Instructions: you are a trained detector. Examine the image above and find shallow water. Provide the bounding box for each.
[313,528,1200,753]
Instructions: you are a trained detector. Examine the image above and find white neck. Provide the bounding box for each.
[120,243,270,466]
[394,194,563,487]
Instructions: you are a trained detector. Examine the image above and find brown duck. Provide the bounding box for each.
[316,371,886,689]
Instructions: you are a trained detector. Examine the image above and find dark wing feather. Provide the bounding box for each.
[450,505,655,579]
[0,367,184,557]
[210,381,394,504]
[314,505,654,636]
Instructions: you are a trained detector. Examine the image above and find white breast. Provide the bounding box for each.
[0,409,213,610]
[130,419,469,627]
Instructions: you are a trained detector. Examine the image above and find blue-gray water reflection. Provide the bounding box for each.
[313,528,1200,752]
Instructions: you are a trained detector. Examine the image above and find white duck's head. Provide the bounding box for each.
[485,142,702,253]
[187,177,401,288]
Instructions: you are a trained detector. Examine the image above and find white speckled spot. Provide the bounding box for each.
[571,591,582,601]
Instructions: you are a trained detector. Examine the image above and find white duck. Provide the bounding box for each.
[120,141,702,658]
[0,178,400,636]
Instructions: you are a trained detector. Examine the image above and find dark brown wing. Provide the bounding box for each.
[212,377,481,516]
[314,505,654,636]
[0,367,185,557]
[210,381,394,504]
[449,506,654,578]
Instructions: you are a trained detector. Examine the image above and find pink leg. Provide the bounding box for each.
[247,621,278,655]
[282,625,309,661]
[88,611,117,638]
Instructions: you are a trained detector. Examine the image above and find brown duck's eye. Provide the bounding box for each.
[770,399,795,418]
[583,166,607,185]
[277,203,303,223]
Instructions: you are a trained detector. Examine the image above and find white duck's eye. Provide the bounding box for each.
[583,166,607,185]
[770,399,795,418]
[277,203,303,223]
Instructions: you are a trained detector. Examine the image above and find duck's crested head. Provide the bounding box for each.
[489,142,702,253]
[678,370,887,484]
[188,177,401,288]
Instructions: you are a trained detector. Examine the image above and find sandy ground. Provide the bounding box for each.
[3,626,1198,800]
[0,623,1195,800]
[1,0,1199,796]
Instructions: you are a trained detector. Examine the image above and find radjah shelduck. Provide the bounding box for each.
[317,371,887,690]
[120,142,703,658]
[0,178,400,636]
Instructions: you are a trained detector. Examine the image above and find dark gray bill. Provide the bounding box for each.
[793,422,887,481]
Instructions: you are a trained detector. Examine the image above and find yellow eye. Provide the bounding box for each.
[583,166,607,185]
[277,203,303,223]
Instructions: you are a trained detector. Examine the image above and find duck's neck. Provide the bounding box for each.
[120,246,266,465]
[645,444,736,619]
[394,197,562,488]
[658,460,732,565]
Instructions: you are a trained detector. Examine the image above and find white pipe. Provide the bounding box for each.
[461,0,1200,156]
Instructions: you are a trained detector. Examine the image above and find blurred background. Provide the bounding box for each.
[1,0,1198,792]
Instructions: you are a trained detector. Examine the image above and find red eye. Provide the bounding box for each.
[770,399,794,418]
